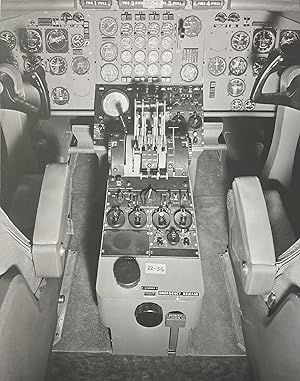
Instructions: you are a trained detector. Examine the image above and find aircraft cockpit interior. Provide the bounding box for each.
[1,0,300,380]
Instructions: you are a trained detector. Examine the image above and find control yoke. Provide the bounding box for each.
[0,64,50,119]
[251,41,300,110]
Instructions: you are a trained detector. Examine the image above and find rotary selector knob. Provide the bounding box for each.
[167,227,180,245]
[188,112,203,129]
[128,206,147,228]
[152,206,171,229]
[106,206,125,228]
[174,207,193,230]
[113,256,140,289]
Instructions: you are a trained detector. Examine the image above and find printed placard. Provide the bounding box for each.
[145,263,166,275]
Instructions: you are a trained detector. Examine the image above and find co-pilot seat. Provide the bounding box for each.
[0,64,73,381]
[227,44,300,381]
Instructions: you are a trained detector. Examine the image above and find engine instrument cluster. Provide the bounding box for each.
[0,8,299,112]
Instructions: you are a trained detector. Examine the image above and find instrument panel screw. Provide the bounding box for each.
[242,262,248,275]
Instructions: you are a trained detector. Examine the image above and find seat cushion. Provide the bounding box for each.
[8,174,43,240]
[264,190,296,259]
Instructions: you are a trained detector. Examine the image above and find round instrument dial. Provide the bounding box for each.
[231,99,243,111]
[280,30,299,50]
[61,12,72,23]
[161,36,173,50]
[231,31,250,51]
[161,50,173,63]
[72,56,90,75]
[134,36,146,49]
[121,64,132,77]
[227,78,246,97]
[73,12,84,23]
[101,64,118,82]
[161,64,172,77]
[252,56,267,76]
[0,31,16,50]
[121,23,133,35]
[148,50,159,63]
[180,64,198,82]
[229,56,247,76]
[134,50,146,63]
[149,22,160,35]
[134,64,146,77]
[134,23,146,35]
[102,90,130,117]
[100,42,118,62]
[244,99,255,111]
[20,29,42,53]
[121,37,132,49]
[71,33,84,48]
[99,17,118,37]
[24,56,42,72]
[183,16,202,37]
[52,87,70,105]
[228,12,240,22]
[121,50,132,63]
[148,64,159,77]
[46,29,68,52]
[215,12,227,23]
[49,56,67,75]
[148,36,159,49]
[253,29,276,53]
[161,22,174,35]
[208,56,226,76]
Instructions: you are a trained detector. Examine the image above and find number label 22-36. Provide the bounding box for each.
[145,263,167,275]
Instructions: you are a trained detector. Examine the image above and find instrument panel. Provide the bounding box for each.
[1,9,300,112]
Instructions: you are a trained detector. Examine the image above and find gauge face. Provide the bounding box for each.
[229,56,247,75]
[121,37,132,49]
[231,99,243,111]
[148,36,159,49]
[121,64,132,77]
[72,56,90,75]
[61,12,72,23]
[244,99,255,111]
[180,64,198,82]
[0,31,16,50]
[134,23,146,35]
[24,56,42,72]
[121,50,132,63]
[46,29,68,53]
[49,56,67,75]
[73,12,84,23]
[228,12,240,22]
[121,23,133,35]
[149,22,160,35]
[134,36,146,49]
[100,42,118,62]
[161,64,172,77]
[161,22,174,36]
[183,16,202,37]
[99,17,118,37]
[280,30,299,50]
[208,56,226,76]
[134,50,146,63]
[161,36,173,50]
[161,50,173,63]
[134,64,146,77]
[52,87,70,105]
[71,34,84,48]
[214,12,227,23]
[231,31,250,51]
[102,90,130,117]
[148,50,159,63]
[20,29,43,53]
[253,29,276,53]
[148,64,159,76]
[227,78,246,97]
[101,64,118,82]
[252,56,267,76]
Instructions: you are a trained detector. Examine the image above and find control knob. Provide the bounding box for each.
[128,206,147,228]
[106,206,125,228]
[174,207,193,230]
[188,111,203,129]
[152,206,171,229]
[167,227,180,245]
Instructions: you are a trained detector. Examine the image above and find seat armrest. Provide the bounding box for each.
[32,163,71,277]
[230,176,276,294]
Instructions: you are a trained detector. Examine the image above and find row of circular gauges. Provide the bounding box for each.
[208,56,267,76]
[214,12,240,23]
[99,15,202,38]
[99,63,198,82]
[230,29,299,53]
[0,29,85,53]
[20,55,90,75]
